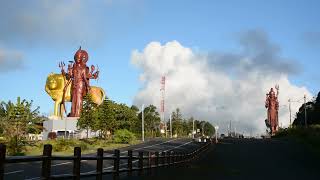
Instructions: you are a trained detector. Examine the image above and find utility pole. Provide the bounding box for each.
[288,99,292,128]
[64,117,67,139]
[160,76,166,138]
[229,120,232,137]
[142,104,145,142]
[192,118,195,139]
[165,121,167,138]
[304,95,307,128]
[214,126,219,143]
[170,114,172,138]
[202,122,204,136]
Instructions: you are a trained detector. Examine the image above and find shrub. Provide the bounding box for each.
[48,132,57,140]
[7,136,27,156]
[114,129,135,144]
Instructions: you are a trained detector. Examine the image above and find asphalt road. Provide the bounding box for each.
[126,138,320,180]
[4,138,202,180]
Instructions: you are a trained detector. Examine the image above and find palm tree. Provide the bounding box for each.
[0,97,44,155]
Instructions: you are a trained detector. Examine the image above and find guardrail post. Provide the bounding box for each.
[96,148,103,180]
[0,144,6,180]
[170,151,174,166]
[113,149,120,180]
[148,152,152,169]
[138,152,143,176]
[161,152,165,166]
[166,151,170,166]
[155,152,159,168]
[73,147,81,180]
[41,144,52,180]
[172,152,176,166]
[127,150,132,176]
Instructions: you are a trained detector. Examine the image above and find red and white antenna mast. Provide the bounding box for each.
[160,76,166,137]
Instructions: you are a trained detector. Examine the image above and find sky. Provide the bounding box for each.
[0,0,319,135]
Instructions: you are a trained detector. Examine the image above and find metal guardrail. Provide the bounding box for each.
[0,139,213,180]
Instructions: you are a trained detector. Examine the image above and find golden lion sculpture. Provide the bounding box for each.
[45,73,105,118]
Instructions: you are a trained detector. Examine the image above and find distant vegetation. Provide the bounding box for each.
[275,91,320,154]
[293,91,320,126]
[0,95,215,155]
[275,125,320,154]
[77,95,215,140]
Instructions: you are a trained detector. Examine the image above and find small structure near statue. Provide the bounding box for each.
[265,85,279,136]
[43,47,105,139]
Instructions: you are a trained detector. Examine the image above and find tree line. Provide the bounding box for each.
[0,96,215,154]
[78,95,215,139]
[293,91,320,126]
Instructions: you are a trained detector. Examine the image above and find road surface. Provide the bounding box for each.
[126,138,320,180]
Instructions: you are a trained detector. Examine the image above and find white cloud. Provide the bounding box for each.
[131,39,311,135]
[0,1,108,46]
[0,48,24,73]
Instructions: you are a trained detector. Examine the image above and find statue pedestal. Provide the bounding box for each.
[42,116,97,140]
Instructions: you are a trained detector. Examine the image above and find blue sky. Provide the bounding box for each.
[0,0,319,116]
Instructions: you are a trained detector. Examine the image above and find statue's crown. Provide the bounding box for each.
[74,46,89,63]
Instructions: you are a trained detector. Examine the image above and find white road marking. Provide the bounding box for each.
[163,141,193,152]
[25,177,40,180]
[84,140,193,174]
[112,138,180,155]
[51,160,87,167]
[4,170,24,175]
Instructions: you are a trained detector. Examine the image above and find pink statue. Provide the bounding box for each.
[60,47,99,117]
[265,86,279,135]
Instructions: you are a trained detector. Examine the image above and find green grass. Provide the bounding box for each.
[24,138,141,156]
[274,125,320,156]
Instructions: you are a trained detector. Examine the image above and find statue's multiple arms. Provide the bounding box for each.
[265,94,269,108]
[87,65,99,79]
[59,61,73,79]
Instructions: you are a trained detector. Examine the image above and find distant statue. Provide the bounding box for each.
[265,85,279,135]
[45,47,106,118]
[45,73,105,117]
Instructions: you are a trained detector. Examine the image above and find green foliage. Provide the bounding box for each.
[171,108,184,136]
[113,129,136,144]
[115,103,139,133]
[138,105,161,137]
[78,97,140,140]
[41,138,89,152]
[95,98,118,138]
[0,97,44,155]
[203,121,215,136]
[78,94,97,138]
[167,111,215,137]
[7,135,27,155]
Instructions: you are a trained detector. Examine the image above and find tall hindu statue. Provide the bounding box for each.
[45,47,105,118]
[265,85,279,135]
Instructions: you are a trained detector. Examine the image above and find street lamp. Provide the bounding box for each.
[192,118,195,139]
[170,114,172,138]
[214,126,219,143]
[141,104,145,142]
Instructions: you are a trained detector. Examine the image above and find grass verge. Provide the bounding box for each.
[24,138,141,156]
[274,125,320,156]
